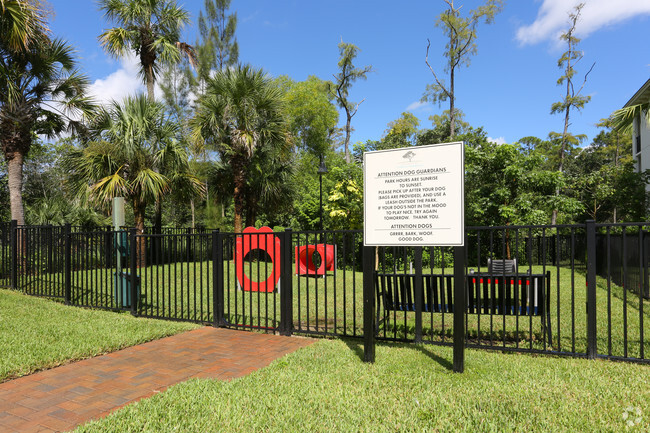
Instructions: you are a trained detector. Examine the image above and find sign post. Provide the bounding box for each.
[112,197,125,307]
[363,142,466,371]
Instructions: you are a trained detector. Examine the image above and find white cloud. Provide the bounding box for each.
[488,136,507,145]
[406,100,429,111]
[88,54,144,106]
[516,0,650,45]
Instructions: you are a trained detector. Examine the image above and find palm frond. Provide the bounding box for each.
[98,27,132,58]
[0,0,49,52]
[133,168,169,202]
[611,103,650,134]
[90,171,128,203]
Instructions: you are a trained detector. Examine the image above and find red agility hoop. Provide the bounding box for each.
[295,244,336,276]
[235,226,281,292]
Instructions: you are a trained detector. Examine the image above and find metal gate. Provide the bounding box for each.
[218,230,293,334]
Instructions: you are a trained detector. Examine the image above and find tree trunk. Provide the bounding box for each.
[154,200,162,231]
[344,111,352,164]
[7,152,25,225]
[449,67,455,139]
[133,199,146,268]
[552,98,572,227]
[232,157,246,233]
[245,196,257,228]
[141,45,156,101]
[190,199,196,229]
[144,65,155,102]
[153,199,162,264]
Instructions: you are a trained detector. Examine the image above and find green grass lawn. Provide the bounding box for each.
[73,338,650,433]
[3,265,650,432]
[0,289,198,382]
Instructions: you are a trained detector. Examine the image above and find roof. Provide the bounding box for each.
[624,78,650,107]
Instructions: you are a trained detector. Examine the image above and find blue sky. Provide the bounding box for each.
[48,0,650,147]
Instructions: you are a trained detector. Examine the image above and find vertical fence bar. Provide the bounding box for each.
[414,246,423,343]
[286,229,294,335]
[606,226,612,356]
[130,228,137,316]
[213,230,225,327]
[622,229,629,358]
[64,223,71,305]
[363,244,375,363]
[638,225,645,359]
[586,220,597,359]
[453,245,466,373]
[640,228,645,359]
[281,229,294,336]
[10,220,17,290]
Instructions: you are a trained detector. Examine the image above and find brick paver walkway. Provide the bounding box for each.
[0,327,313,432]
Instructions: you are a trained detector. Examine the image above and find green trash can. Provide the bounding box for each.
[113,271,140,308]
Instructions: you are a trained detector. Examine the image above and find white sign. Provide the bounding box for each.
[364,142,464,246]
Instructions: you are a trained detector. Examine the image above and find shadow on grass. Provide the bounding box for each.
[342,338,454,371]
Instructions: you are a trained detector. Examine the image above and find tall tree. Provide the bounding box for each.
[99,0,196,236]
[192,65,290,233]
[423,0,502,138]
[196,0,238,76]
[549,3,594,225]
[330,41,372,164]
[280,75,339,156]
[186,0,239,227]
[98,0,194,101]
[0,16,95,224]
[159,59,203,226]
[65,95,203,264]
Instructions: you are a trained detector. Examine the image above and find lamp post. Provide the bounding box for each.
[317,156,328,232]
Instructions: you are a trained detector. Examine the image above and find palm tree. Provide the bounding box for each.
[0,0,47,52]
[192,65,290,233]
[0,29,95,225]
[98,0,194,101]
[99,0,196,237]
[242,145,295,227]
[66,94,203,234]
[209,143,295,229]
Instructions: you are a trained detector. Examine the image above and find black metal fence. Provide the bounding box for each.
[0,221,11,289]
[2,220,649,364]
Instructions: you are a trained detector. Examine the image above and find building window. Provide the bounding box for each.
[636,135,641,154]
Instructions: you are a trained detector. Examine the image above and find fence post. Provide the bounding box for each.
[586,219,597,359]
[129,228,138,316]
[363,244,375,363]
[414,246,423,343]
[10,220,17,290]
[280,229,294,336]
[453,245,466,373]
[64,223,72,305]
[212,229,225,327]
